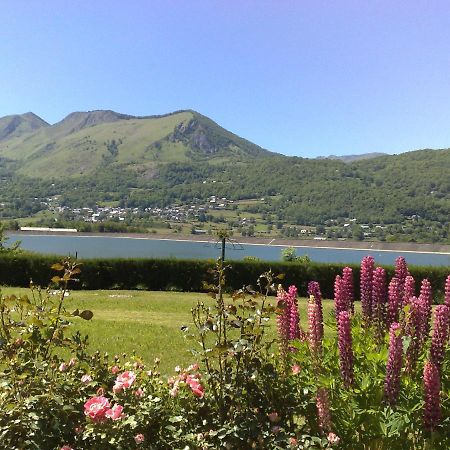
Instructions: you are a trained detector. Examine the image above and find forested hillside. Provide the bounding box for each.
[0,109,448,234]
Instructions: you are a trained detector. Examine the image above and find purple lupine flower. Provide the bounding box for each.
[430,305,450,371]
[403,275,415,306]
[342,267,354,314]
[423,361,441,432]
[337,311,354,388]
[387,277,402,326]
[419,279,433,337]
[444,275,450,309]
[316,387,332,432]
[308,295,322,358]
[395,256,409,293]
[360,256,375,324]
[405,296,427,373]
[334,275,347,321]
[372,267,388,337]
[308,281,324,341]
[384,323,403,406]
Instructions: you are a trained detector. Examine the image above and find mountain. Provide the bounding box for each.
[0,110,274,177]
[0,112,49,142]
[317,152,387,163]
[0,109,448,230]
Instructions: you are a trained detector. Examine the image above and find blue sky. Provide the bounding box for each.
[1,1,450,157]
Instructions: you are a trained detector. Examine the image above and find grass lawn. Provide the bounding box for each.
[0,286,339,374]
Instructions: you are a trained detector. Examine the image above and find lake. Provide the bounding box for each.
[6,233,450,267]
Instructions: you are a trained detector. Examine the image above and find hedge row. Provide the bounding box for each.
[0,252,448,301]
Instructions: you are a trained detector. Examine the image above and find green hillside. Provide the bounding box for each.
[0,109,448,237]
[0,110,273,177]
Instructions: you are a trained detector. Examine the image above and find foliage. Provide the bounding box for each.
[0,252,449,302]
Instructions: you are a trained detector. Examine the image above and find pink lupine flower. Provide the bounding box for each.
[405,296,427,373]
[423,361,441,431]
[387,277,402,326]
[81,374,92,384]
[334,275,347,320]
[277,285,290,356]
[360,256,375,324]
[105,404,124,421]
[60,446,74,450]
[116,371,136,389]
[430,305,450,370]
[445,275,450,308]
[308,281,324,340]
[342,266,354,314]
[287,285,302,340]
[134,434,145,444]
[337,311,354,387]
[316,387,332,431]
[372,267,387,337]
[384,323,403,406]
[404,275,415,306]
[394,256,409,294]
[307,295,323,358]
[419,279,433,337]
[59,362,68,373]
[84,396,110,422]
[327,433,341,445]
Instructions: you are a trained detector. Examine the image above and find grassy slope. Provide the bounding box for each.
[0,111,194,177]
[0,286,340,374]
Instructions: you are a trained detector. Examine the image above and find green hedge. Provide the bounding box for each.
[0,252,448,301]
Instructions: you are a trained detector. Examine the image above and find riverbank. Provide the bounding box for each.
[9,230,450,255]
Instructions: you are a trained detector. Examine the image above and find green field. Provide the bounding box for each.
[1,286,339,373]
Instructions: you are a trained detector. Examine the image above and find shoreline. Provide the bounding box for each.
[8,230,450,255]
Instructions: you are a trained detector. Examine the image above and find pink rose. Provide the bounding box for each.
[116,371,136,389]
[187,363,199,372]
[81,374,92,384]
[59,363,68,372]
[134,433,145,444]
[111,365,120,374]
[60,446,74,450]
[291,364,301,375]
[105,404,124,421]
[113,383,123,394]
[289,437,298,447]
[268,412,280,423]
[84,396,110,422]
[134,388,144,398]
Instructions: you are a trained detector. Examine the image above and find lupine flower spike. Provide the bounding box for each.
[337,311,354,388]
[419,279,433,337]
[429,305,450,371]
[342,267,354,314]
[423,361,441,432]
[384,323,403,406]
[308,281,324,341]
[360,256,375,325]
[387,277,402,326]
[372,267,387,339]
[334,275,347,321]
[403,275,415,306]
[444,274,450,309]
